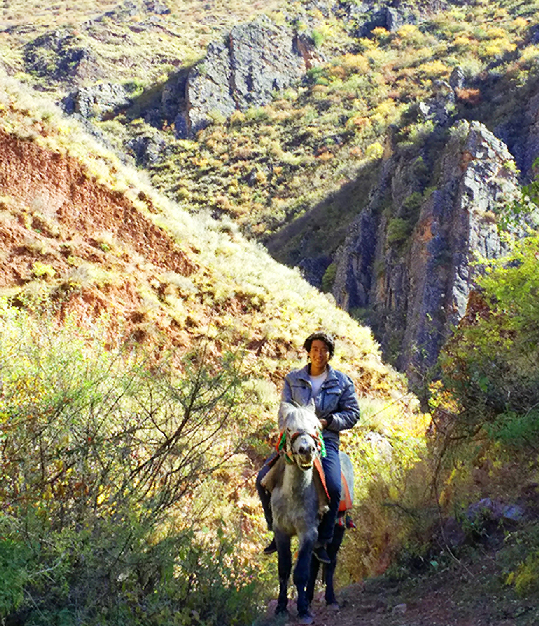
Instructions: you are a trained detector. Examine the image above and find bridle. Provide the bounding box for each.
[277,428,326,465]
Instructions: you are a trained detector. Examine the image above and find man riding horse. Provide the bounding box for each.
[257,331,360,565]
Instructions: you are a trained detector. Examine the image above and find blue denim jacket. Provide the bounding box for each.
[279,364,360,444]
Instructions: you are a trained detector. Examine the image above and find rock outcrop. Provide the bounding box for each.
[332,120,527,381]
[59,14,322,137]
[23,28,101,84]
[63,82,135,120]
[175,16,323,137]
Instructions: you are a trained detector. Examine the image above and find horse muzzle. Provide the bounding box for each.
[293,439,317,470]
[296,457,315,470]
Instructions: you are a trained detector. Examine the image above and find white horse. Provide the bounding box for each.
[266,402,326,624]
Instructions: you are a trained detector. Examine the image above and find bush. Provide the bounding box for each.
[0,301,258,625]
[387,217,413,245]
[437,233,539,445]
[321,261,337,293]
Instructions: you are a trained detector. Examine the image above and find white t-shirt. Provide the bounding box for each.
[309,370,328,399]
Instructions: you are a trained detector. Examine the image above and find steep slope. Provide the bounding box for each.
[0,72,408,403]
[0,76,436,610]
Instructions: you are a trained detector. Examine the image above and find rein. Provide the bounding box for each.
[277,428,327,464]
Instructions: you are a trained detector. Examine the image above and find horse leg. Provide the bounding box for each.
[325,524,345,608]
[306,552,320,607]
[294,531,316,623]
[274,530,292,615]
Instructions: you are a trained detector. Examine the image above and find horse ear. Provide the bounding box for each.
[306,398,316,413]
[278,402,294,429]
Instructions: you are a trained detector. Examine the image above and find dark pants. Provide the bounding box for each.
[318,437,341,545]
[256,437,341,545]
[256,451,278,530]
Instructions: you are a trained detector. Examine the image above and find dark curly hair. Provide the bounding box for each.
[303,331,335,359]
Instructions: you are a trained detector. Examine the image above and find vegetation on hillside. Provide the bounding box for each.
[94,0,539,253]
[2,0,539,623]
[0,306,263,626]
[4,0,539,256]
[0,0,285,86]
[0,73,433,624]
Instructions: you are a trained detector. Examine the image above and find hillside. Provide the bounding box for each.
[0,73,393,390]
[0,72,435,624]
[2,0,538,379]
[2,1,539,625]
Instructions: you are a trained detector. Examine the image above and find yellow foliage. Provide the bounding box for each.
[370,101,399,129]
[340,53,370,75]
[485,26,509,39]
[453,34,476,51]
[512,17,528,31]
[371,27,390,42]
[507,553,539,596]
[520,45,539,66]
[418,59,450,79]
[480,39,517,60]
[359,37,378,50]
[366,47,386,67]
[365,142,384,160]
[397,24,425,46]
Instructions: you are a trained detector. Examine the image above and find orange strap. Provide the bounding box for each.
[314,457,330,499]
[314,457,353,511]
[339,473,353,512]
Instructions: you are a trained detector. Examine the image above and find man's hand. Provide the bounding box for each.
[319,418,328,429]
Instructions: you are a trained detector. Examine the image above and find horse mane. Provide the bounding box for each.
[279,401,319,435]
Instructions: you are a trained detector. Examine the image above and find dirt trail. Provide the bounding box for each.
[260,545,538,626]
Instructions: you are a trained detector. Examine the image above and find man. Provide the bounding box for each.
[257,331,360,563]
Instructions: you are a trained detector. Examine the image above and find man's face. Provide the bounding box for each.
[308,339,330,372]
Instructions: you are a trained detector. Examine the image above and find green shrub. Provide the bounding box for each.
[0,301,258,625]
[387,217,413,244]
[438,232,539,445]
[0,518,29,616]
[321,261,337,292]
[507,551,539,596]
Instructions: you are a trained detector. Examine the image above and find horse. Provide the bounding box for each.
[306,450,355,612]
[265,402,326,624]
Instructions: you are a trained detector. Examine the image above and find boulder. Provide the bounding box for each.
[63,83,134,120]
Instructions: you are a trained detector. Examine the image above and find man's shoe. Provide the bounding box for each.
[314,545,331,564]
[263,538,277,555]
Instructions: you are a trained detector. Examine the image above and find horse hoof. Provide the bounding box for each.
[327,602,340,612]
[298,612,314,625]
[275,606,288,616]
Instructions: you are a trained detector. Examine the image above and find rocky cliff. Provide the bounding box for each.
[332,120,533,381]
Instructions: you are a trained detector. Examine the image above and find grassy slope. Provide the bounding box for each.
[0,73,433,590]
[0,0,288,84]
[3,0,539,262]
[0,71,391,389]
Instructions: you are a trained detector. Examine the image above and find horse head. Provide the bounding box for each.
[279,402,323,471]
